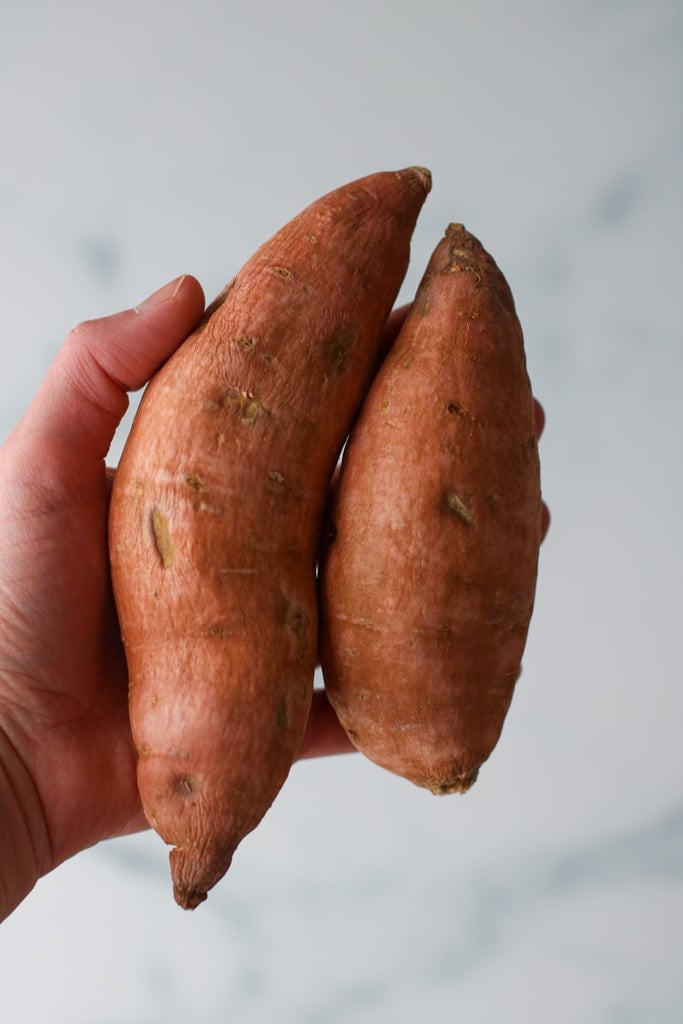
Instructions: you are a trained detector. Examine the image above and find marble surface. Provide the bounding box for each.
[1,1,681,1021]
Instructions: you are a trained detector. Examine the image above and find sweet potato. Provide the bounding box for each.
[319,223,541,793]
[109,168,431,907]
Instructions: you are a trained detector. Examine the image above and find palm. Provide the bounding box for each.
[0,446,144,871]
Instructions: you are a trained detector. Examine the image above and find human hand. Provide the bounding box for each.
[0,276,352,922]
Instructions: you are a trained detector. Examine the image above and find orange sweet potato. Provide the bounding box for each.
[109,168,431,907]
[319,223,541,793]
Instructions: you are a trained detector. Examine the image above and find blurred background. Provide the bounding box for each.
[1,1,681,1021]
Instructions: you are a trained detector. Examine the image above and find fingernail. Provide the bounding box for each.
[136,275,187,312]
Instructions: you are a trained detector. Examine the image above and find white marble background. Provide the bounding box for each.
[1,1,681,1021]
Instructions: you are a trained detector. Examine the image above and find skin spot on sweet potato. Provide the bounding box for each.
[444,490,473,525]
[221,387,265,426]
[443,263,483,286]
[268,264,314,293]
[151,507,176,568]
[185,474,206,492]
[282,598,309,656]
[266,469,288,497]
[241,399,263,426]
[269,265,296,281]
[325,327,354,380]
[235,336,255,352]
[175,774,201,798]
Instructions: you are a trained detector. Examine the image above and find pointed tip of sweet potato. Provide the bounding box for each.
[406,165,432,193]
[169,841,235,911]
[173,884,208,912]
[427,767,479,795]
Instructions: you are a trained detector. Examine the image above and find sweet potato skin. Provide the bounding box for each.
[319,223,541,793]
[109,168,431,907]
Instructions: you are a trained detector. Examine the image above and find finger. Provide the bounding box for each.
[533,400,550,540]
[541,500,551,541]
[296,689,356,760]
[534,399,545,439]
[22,275,205,462]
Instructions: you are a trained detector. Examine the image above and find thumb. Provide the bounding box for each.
[21,275,205,462]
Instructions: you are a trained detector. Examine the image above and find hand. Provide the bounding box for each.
[0,286,548,923]
[0,276,353,922]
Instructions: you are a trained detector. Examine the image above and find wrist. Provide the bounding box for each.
[0,723,52,922]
